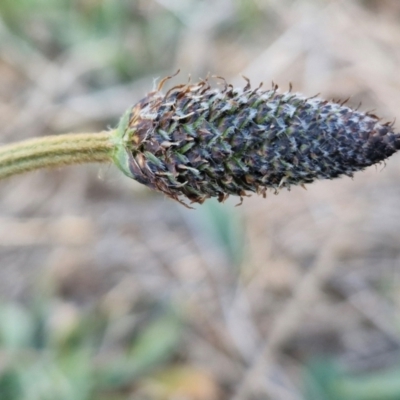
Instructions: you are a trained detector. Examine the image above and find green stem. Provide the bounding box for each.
[0,131,114,180]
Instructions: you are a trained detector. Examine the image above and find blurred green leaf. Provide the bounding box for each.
[334,366,400,400]
[0,369,21,400]
[97,309,182,389]
[304,357,400,400]
[16,358,90,400]
[129,310,182,369]
[303,358,340,400]
[196,198,245,267]
[0,303,34,350]
[0,0,180,81]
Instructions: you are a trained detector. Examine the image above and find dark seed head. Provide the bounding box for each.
[113,77,400,206]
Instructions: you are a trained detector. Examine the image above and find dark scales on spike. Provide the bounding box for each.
[120,77,400,205]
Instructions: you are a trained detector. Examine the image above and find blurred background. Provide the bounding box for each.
[1,0,400,399]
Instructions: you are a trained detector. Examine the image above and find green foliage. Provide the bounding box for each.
[304,358,400,400]
[0,301,183,400]
[196,198,245,268]
[96,310,182,389]
[0,304,35,350]
[0,0,181,80]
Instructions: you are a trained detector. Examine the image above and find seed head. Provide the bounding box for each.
[112,76,400,206]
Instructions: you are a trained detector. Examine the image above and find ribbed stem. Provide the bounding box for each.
[0,131,114,180]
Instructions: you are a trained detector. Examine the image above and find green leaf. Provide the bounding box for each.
[0,303,34,350]
[96,310,182,389]
[195,198,245,267]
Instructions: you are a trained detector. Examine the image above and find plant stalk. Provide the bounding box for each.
[0,131,114,180]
